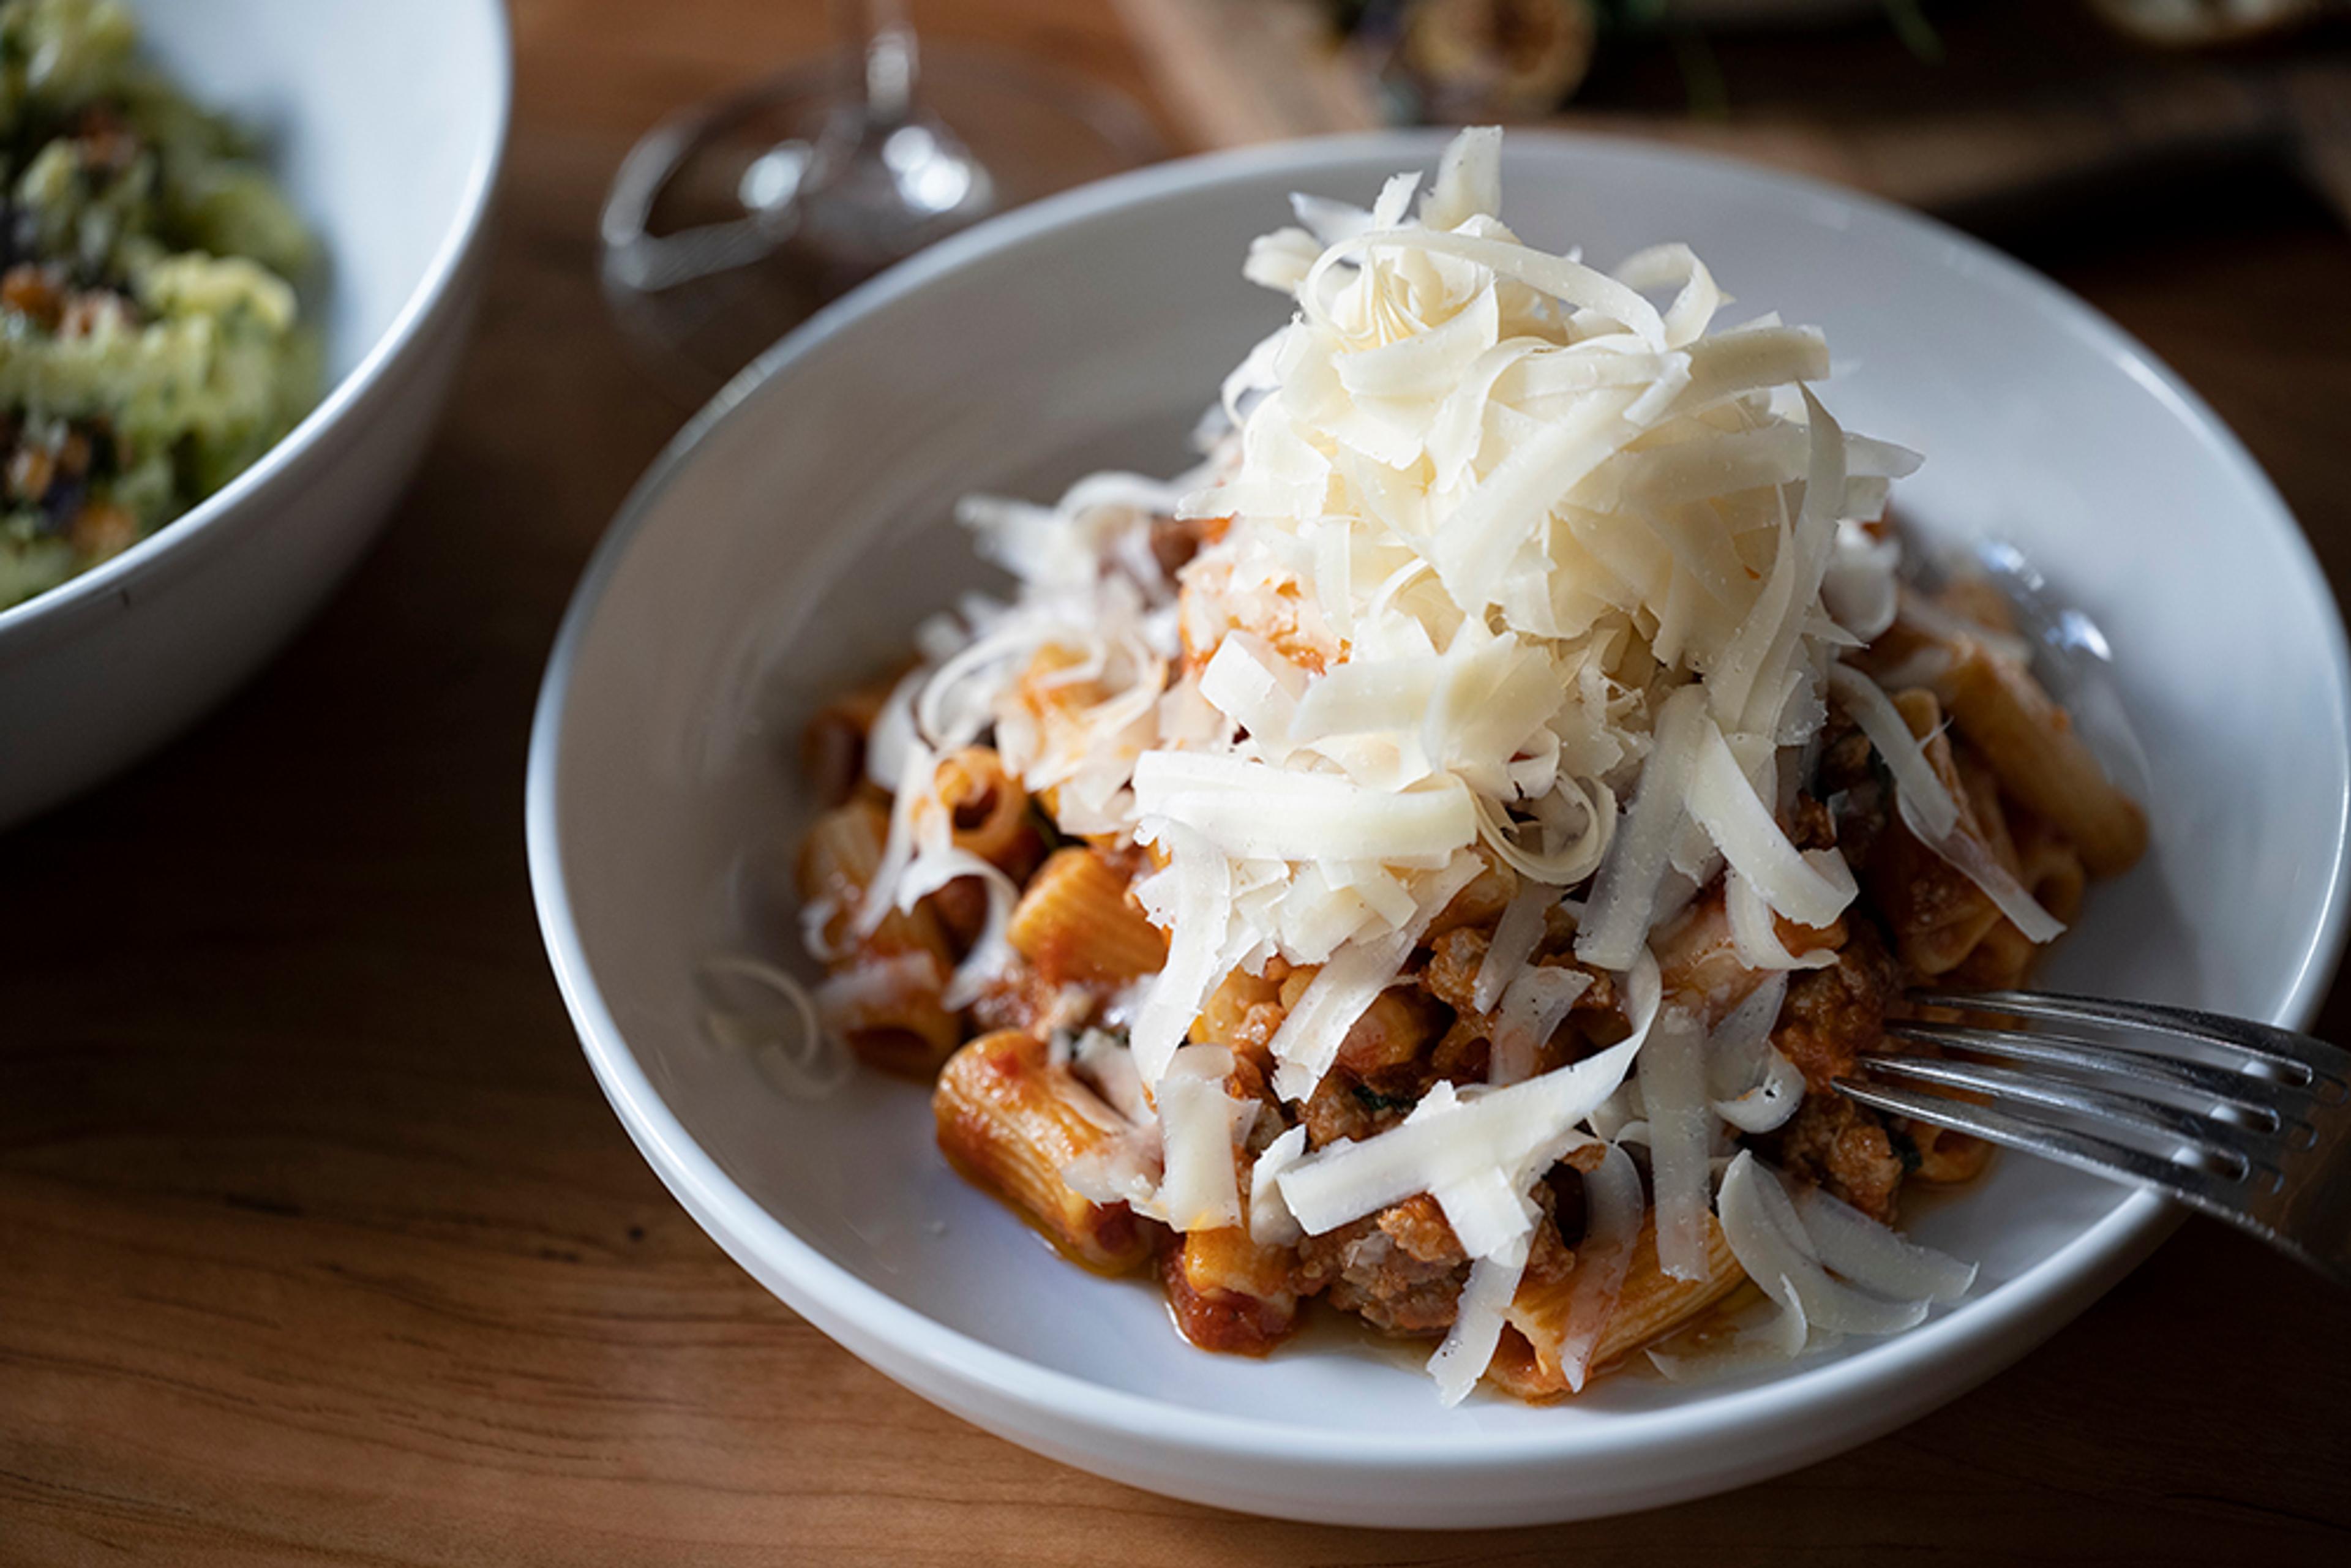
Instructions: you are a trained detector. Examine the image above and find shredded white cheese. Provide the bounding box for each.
[1247,1125,1310,1247]
[1537,1139,1644,1394]
[1275,1033,1637,1268]
[1144,1045,1258,1232]
[1715,1151,1932,1337]
[1706,971,1803,1134]
[1264,853,1482,1104]
[1791,1182,1978,1304]
[1487,964,1593,1086]
[1430,1250,1526,1407]
[1640,1004,1716,1281]
[1474,877,1559,1012]
[1826,664,2064,942]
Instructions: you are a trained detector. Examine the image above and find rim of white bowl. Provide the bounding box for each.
[527,129,2351,1471]
[0,0,514,643]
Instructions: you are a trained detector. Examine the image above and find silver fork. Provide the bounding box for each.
[1834,989,2351,1287]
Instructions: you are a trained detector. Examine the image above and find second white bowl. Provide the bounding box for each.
[0,0,511,827]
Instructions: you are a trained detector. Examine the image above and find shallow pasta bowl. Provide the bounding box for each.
[0,0,509,828]
[527,132,2351,1527]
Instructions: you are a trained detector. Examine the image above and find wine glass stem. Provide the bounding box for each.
[838,0,918,127]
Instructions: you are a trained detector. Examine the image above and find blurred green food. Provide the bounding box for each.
[0,0,318,610]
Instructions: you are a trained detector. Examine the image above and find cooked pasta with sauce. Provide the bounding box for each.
[776,130,2145,1404]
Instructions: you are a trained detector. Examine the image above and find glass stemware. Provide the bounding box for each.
[600,1,1162,400]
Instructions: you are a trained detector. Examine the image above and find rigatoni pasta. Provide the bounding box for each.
[765,130,2145,1405]
[1938,638,2149,877]
[795,800,962,1077]
[1492,1215,1744,1399]
[933,1029,1155,1273]
[1006,847,1169,986]
[934,746,1043,874]
[1161,1223,1302,1354]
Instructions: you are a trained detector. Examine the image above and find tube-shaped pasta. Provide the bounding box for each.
[796,800,962,1078]
[933,1030,1157,1273]
[1946,914,2032,989]
[932,746,1042,877]
[797,800,926,954]
[1946,803,2086,991]
[1591,1215,1745,1367]
[1939,640,2147,877]
[801,675,897,806]
[1006,846,1169,987]
[1196,964,1288,1060]
[1490,1214,1745,1399]
[1933,576,2020,637]
[2011,805,2088,923]
[1492,1291,1581,1400]
[1161,1223,1300,1355]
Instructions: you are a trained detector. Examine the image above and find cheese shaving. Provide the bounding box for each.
[1474,877,1558,1011]
[1151,1051,1250,1230]
[859,132,1916,1110]
[699,953,853,1102]
[1539,1140,1644,1394]
[1072,1027,1153,1127]
[890,841,1019,1010]
[1715,1152,1932,1337]
[1247,1125,1310,1247]
[1265,852,1482,1103]
[1576,686,1709,970]
[1640,1004,1716,1281]
[1685,717,1855,930]
[1275,1035,1636,1244]
[1826,664,2065,943]
[1429,1250,1526,1406]
[1706,971,1803,1135]
[1646,1275,1809,1384]
[1486,963,1592,1086]
[1725,864,1843,972]
[1791,1182,1978,1304]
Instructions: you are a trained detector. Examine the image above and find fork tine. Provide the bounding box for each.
[1856,1053,2279,1181]
[1887,1020,2312,1127]
[1911,989,2350,1097]
[1834,1077,2255,1219]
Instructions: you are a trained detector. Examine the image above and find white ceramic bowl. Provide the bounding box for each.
[0,0,509,827]
[527,132,2351,1527]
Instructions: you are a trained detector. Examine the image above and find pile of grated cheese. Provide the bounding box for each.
[860,129,2011,1401]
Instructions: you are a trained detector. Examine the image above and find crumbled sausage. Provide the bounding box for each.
[1295,1196,1468,1336]
[1764,926,1907,1218]
[1772,923,1900,1094]
[1771,1093,1905,1222]
[1789,791,1837,851]
[1292,1188,1573,1336]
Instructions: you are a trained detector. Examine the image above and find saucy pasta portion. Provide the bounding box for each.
[782,130,2145,1403]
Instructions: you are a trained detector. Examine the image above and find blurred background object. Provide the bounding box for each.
[2091,0,2330,47]
[1389,0,1602,122]
[601,0,1158,397]
[1116,0,2351,234]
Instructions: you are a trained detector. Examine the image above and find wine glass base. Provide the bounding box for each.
[601,46,1164,401]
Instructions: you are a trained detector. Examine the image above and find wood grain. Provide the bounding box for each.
[4,1,2350,1562]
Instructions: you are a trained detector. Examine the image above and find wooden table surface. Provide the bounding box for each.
[5,2,2349,1562]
